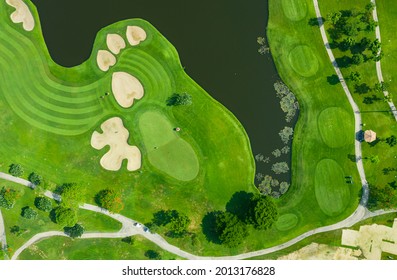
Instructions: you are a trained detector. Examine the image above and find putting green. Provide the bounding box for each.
[288,45,319,77]
[318,107,353,148]
[281,0,308,21]
[315,159,350,217]
[138,110,199,181]
[275,213,298,231]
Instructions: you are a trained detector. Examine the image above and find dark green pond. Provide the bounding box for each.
[31,0,293,184]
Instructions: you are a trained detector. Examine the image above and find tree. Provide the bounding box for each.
[21,206,38,220]
[327,11,342,25]
[366,20,378,32]
[215,212,248,247]
[64,224,84,238]
[28,172,42,186]
[0,187,20,209]
[348,71,362,83]
[339,37,355,51]
[54,207,78,227]
[386,135,397,147]
[352,53,364,65]
[59,183,85,208]
[374,81,388,93]
[365,2,375,13]
[272,149,281,158]
[279,126,294,144]
[279,182,290,195]
[247,195,278,230]
[145,250,161,260]
[271,162,289,174]
[368,184,397,210]
[121,236,136,245]
[166,93,192,106]
[34,196,52,212]
[369,39,381,55]
[360,37,371,49]
[95,189,124,213]
[168,214,191,237]
[8,164,23,177]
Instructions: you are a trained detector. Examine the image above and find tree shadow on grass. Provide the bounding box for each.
[335,56,352,68]
[201,211,222,244]
[225,191,254,222]
[327,74,340,85]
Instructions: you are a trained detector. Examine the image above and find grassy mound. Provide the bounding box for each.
[288,45,319,77]
[275,213,298,231]
[315,159,350,217]
[281,0,308,21]
[318,107,353,148]
[138,110,199,181]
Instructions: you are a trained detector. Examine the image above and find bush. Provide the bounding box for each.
[386,135,397,147]
[279,182,290,194]
[34,196,53,212]
[28,172,42,186]
[166,93,192,106]
[279,127,294,144]
[8,164,23,177]
[95,189,124,213]
[64,224,84,238]
[21,206,38,220]
[145,250,161,260]
[271,162,289,174]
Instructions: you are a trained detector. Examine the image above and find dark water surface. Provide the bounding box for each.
[31,0,290,181]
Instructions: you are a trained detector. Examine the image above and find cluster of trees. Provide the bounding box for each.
[151,209,191,238]
[166,93,192,106]
[274,81,299,123]
[257,36,270,55]
[95,188,124,213]
[258,175,290,198]
[368,183,397,210]
[203,192,278,248]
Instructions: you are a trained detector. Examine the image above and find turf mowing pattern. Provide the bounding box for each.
[281,0,308,21]
[318,107,353,148]
[315,159,350,217]
[288,45,319,77]
[275,213,299,231]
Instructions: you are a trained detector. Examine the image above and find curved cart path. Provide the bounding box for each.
[371,0,397,121]
[313,0,369,205]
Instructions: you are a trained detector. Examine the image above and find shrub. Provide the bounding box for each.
[145,250,161,260]
[166,93,192,106]
[21,206,38,220]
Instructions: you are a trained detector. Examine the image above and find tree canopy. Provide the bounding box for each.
[28,172,42,186]
[54,207,78,227]
[215,211,248,247]
[247,194,278,230]
[21,206,38,220]
[64,224,84,238]
[95,189,124,213]
[34,196,53,212]
[59,183,85,208]
[0,187,20,209]
[8,163,23,177]
[166,93,192,106]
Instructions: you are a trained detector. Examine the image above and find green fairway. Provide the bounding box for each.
[288,45,319,77]
[318,107,353,148]
[281,0,308,21]
[138,110,199,181]
[275,213,299,231]
[315,159,350,216]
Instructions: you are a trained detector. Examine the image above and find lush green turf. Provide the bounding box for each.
[17,235,183,260]
[138,109,199,181]
[275,213,299,231]
[0,0,257,257]
[318,107,353,148]
[288,45,319,77]
[267,0,360,246]
[281,0,308,21]
[315,159,350,216]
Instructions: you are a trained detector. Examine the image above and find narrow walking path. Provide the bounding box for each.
[313,0,369,205]
[0,209,7,253]
[371,0,397,121]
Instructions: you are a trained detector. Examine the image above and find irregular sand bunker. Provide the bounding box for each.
[6,0,35,31]
[107,34,126,55]
[126,26,147,46]
[342,218,397,259]
[97,50,116,72]
[112,72,144,108]
[91,117,141,171]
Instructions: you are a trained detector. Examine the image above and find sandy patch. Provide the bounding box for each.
[126,26,147,46]
[111,72,144,108]
[6,0,35,31]
[91,117,141,171]
[107,34,126,55]
[278,242,361,260]
[97,50,116,72]
[342,218,397,259]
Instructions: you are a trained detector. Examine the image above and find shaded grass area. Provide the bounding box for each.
[18,235,183,260]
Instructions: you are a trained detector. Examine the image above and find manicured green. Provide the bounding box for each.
[318,107,353,148]
[315,159,350,216]
[275,213,298,231]
[138,110,199,181]
[281,0,308,21]
[288,45,319,77]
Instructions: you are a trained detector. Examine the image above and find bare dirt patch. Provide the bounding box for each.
[91,117,141,171]
[6,0,35,31]
[111,72,144,108]
[107,34,126,55]
[96,50,116,72]
[126,26,147,46]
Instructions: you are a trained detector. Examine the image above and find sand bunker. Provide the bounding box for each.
[107,34,126,55]
[278,242,361,260]
[91,117,141,171]
[111,72,144,108]
[126,26,147,46]
[97,50,116,72]
[342,218,397,260]
[6,0,35,31]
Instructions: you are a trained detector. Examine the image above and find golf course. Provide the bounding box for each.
[0,0,396,260]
